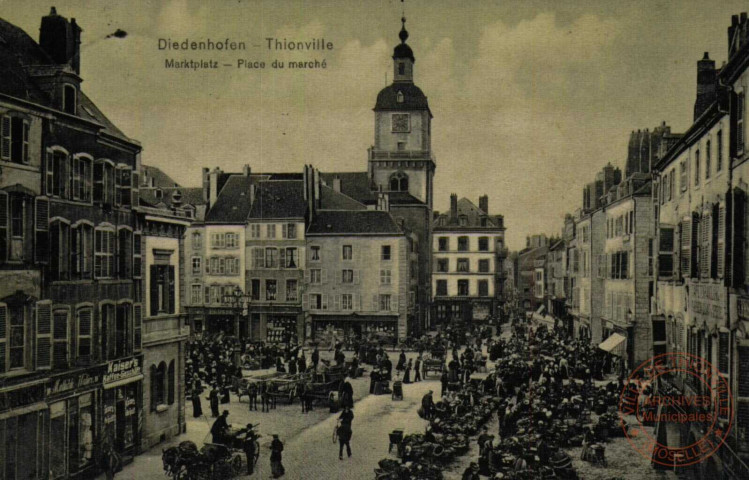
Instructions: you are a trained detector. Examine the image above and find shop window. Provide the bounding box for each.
[150,265,175,315]
[1,115,30,164]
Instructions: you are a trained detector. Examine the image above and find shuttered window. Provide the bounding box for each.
[719,331,730,374]
[658,226,676,279]
[52,309,69,369]
[0,303,6,372]
[34,197,49,264]
[0,191,7,264]
[94,228,115,278]
[133,303,142,351]
[133,232,142,278]
[0,116,29,164]
[700,210,712,278]
[36,300,52,369]
[77,307,92,361]
[717,204,726,279]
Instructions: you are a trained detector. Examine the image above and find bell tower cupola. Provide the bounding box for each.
[393,17,415,83]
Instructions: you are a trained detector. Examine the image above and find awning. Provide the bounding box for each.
[103,374,144,390]
[599,333,626,354]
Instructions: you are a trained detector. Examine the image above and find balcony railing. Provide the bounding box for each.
[368,148,435,161]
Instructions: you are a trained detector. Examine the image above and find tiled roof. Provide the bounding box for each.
[320,172,376,204]
[205,174,253,224]
[307,210,402,235]
[249,180,307,219]
[141,165,180,188]
[319,185,366,210]
[388,191,424,205]
[140,187,204,208]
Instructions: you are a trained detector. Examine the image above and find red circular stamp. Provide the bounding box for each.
[617,352,733,468]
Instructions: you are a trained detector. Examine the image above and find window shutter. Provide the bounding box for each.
[0,116,10,160]
[77,308,92,362]
[282,224,287,239]
[168,266,176,313]
[150,265,159,316]
[93,161,103,204]
[33,197,50,264]
[53,309,69,369]
[279,249,286,269]
[131,171,140,207]
[658,226,675,279]
[333,295,340,311]
[728,188,746,288]
[0,303,6,372]
[717,205,726,278]
[372,294,379,311]
[168,360,175,405]
[321,269,327,284]
[321,294,328,310]
[302,294,309,310]
[304,268,310,283]
[133,303,142,351]
[353,294,360,311]
[133,232,142,278]
[680,219,692,278]
[0,191,7,264]
[392,295,398,312]
[36,300,52,369]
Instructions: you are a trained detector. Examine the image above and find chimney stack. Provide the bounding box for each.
[450,193,458,220]
[479,195,488,214]
[39,7,82,74]
[242,164,251,177]
[333,176,341,193]
[694,52,716,121]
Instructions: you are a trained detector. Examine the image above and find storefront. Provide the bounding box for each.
[0,381,48,480]
[267,315,298,343]
[102,355,144,462]
[46,366,106,479]
[311,315,398,341]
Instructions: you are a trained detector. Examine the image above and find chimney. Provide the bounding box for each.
[377,191,390,211]
[201,167,210,203]
[450,193,458,220]
[479,195,488,214]
[39,7,82,74]
[242,164,251,177]
[694,52,716,121]
[208,167,221,208]
[333,176,341,193]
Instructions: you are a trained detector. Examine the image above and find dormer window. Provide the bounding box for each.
[63,84,77,115]
[397,91,404,103]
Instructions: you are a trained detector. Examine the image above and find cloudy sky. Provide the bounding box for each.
[5,0,749,249]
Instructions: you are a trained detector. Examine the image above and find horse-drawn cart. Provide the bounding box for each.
[265,374,299,405]
[422,348,445,378]
[162,440,244,480]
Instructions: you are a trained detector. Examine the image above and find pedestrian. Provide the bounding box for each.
[208,384,220,417]
[340,377,354,409]
[422,390,435,419]
[461,462,480,480]
[241,424,258,475]
[288,355,297,375]
[210,410,230,444]
[396,349,407,371]
[270,434,285,478]
[100,442,120,480]
[248,383,258,411]
[414,356,422,382]
[403,359,412,384]
[337,405,354,460]
[191,387,203,417]
[311,347,320,372]
[440,370,449,397]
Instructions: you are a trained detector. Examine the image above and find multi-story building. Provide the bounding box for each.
[546,238,567,325]
[517,234,549,313]
[246,179,306,343]
[0,8,146,478]
[136,202,190,449]
[432,194,507,325]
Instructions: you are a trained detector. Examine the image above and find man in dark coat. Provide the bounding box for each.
[340,378,354,408]
[241,424,258,475]
[414,356,422,382]
[210,410,230,444]
[422,390,435,419]
[311,347,320,372]
[337,406,354,459]
[191,387,203,417]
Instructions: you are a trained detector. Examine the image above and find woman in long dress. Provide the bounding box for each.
[191,388,203,417]
[403,359,412,384]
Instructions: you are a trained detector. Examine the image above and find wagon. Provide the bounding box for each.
[162,440,244,480]
[422,350,445,378]
[265,374,300,404]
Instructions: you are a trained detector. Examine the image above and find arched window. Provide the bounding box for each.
[389,172,409,192]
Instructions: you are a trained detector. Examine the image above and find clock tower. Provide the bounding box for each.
[369,17,435,208]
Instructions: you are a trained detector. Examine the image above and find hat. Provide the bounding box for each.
[222,410,229,416]
[273,434,279,438]
[246,423,254,429]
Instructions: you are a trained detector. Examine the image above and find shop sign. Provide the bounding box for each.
[103,355,143,385]
[689,283,726,323]
[46,366,106,399]
[208,308,235,316]
[0,383,45,412]
[104,404,116,424]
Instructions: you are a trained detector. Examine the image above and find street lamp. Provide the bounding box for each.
[222,286,252,338]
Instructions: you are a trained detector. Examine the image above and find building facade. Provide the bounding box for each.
[432,195,507,325]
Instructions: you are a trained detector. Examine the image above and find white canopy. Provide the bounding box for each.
[598,333,626,354]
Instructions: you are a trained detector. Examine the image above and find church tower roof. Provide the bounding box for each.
[393,17,415,62]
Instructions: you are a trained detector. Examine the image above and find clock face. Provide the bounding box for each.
[392,114,410,133]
